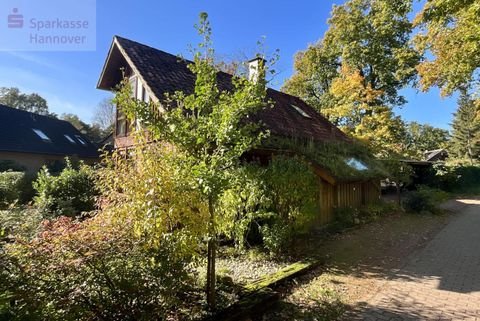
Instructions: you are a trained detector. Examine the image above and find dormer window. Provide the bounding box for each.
[64,134,76,144]
[32,129,50,141]
[291,104,312,118]
[75,135,87,146]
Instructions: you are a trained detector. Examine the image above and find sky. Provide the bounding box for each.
[0,0,458,130]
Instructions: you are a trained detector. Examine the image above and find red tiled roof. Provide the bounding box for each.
[99,36,350,144]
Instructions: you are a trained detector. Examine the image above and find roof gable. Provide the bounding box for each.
[0,105,99,158]
[98,36,350,144]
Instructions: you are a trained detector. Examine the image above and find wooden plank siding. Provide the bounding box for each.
[317,179,381,226]
[318,179,336,225]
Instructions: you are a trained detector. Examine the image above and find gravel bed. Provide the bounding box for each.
[216,254,289,284]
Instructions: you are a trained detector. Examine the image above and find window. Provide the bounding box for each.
[32,129,50,141]
[75,135,87,146]
[345,158,368,171]
[64,134,76,144]
[116,110,127,136]
[291,104,312,118]
[141,85,149,102]
[129,76,137,98]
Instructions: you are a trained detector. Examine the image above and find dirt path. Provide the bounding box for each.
[344,199,480,320]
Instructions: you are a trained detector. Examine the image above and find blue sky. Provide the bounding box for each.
[0,0,457,129]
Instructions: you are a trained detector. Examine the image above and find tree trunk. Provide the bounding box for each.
[396,183,401,206]
[206,197,216,309]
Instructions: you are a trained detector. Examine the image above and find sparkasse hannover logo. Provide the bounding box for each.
[7,8,23,28]
[1,0,96,51]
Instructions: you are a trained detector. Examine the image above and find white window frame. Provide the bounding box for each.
[75,135,87,146]
[32,128,51,141]
[64,134,76,144]
[291,104,312,118]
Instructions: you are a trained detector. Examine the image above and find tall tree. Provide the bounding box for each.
[414,0,480,96]
[93,98,115,133]
[404,121,450,158]
[115,13,271,307]
[283,0,420,155]
[0,87,50,116]
[61,113,104,143]
[450,92,480,164]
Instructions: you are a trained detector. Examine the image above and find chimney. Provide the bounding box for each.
[248,56,266,83]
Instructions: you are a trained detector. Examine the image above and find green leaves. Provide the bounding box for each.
[115,14,270,204]
[283,0,420,157]
[217,156,320,253]
[33,159,97,217]
[449,91,480,163]
[414,0,480,95]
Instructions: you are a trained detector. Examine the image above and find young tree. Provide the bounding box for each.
[450,92,480,164]
[283,0,420,155]
[115,13,271,307]
[0,87,51,116]
[414,0,480,96]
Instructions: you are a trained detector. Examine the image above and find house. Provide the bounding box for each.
[0,104,99,172]
[97,36,382,225]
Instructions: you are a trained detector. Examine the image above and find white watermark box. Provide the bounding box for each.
[1,0,96,51]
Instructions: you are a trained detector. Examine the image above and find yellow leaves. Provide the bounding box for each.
[331,65,383,106]
[96,139,209,247]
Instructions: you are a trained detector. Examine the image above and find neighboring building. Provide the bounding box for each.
[97,36,382,225]
[0,104,99,172]
[424,149,448,162]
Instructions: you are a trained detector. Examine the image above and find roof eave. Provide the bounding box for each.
[97,36,160,105]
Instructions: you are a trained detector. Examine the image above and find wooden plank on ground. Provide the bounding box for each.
[242,259,321,293]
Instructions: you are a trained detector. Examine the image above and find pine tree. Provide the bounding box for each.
[450,92,480,164]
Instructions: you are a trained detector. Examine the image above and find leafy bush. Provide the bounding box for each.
[1,142,210,321]
[96,142,209,244]
[217,165,273,248]
[403,186,449,214]
[431,164,480,194]
[33,159,97,217]
[333,201,398,230]
[218,156,319,253]
[1,215,197,321]
[0,171,36,209]
[0,172,24,208]
[0,207,43,242]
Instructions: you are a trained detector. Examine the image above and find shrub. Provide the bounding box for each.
[218,156,319,253]
[0,207,43,242]
[0,141,210,321]
[96,142,209,244]
[1,215,197,321]
[33,159,97,217]
[0,172,24,208]
[0,171,35,208]
[217,165,273,248]
[333,201,398,231]
[403,186,449,214]
[430,164,480,194]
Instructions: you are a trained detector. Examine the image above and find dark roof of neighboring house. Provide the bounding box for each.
[424,149,448,162]
[98,36,350,144]
[0,104,99,158]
